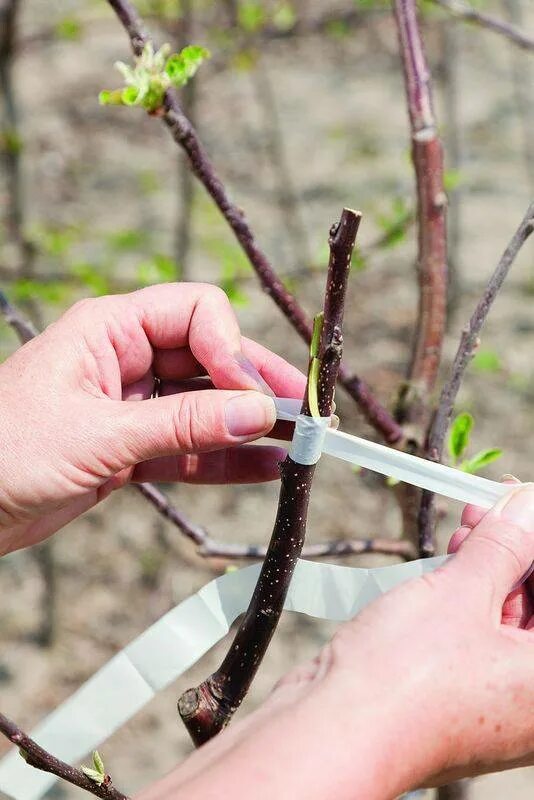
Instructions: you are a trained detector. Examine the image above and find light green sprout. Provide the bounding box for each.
[99,42,210,113]
[81,750,107,786]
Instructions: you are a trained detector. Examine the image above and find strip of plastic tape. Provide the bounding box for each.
[289,414,330,465]
[0,554,447,800]
[274,397,509,510]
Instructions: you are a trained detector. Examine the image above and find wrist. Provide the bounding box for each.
[173,672,434,800]
[299,675,430,799]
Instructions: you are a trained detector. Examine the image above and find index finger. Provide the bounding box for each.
[77,283,274,391]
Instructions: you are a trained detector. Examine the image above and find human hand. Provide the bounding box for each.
[0,283,305,555]
[149,483,534,800]
[271,481,534,796]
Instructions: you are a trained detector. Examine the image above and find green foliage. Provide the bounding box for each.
[1,128,23,155]
[448,411,503,474]
[448,411,473,463]
[71,263,110,296]
[12,279,70,305]
[137,254,180,285]
[137,169,161,195]
[82,751,106,786]
[325,19,350,38]
[54,17,82,40]
[460,448,503,475]
[238,1,266,32]
[231,48,259,72]
[472,348,502,373]
[219,261,248,306]
[99,42,209,113]
[107,228,150,252]
[354,0,389,8]
[34,225,78,258]
[351,247,367,271]
[202,225,251,306]
[376,197,412,249]
[443,168,464,193]
[273,2,296,30]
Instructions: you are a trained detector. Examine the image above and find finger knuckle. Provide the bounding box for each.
[172,394,213,452]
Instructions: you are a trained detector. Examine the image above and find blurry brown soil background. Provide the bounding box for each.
[1,0,534,797]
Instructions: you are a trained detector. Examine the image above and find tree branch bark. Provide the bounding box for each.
[0,713,128,800]
[391,0,448,556]
[177,208,361,745]
[105,0,403,445]
[418,202,534,554]
[135,482,415,561]
[433,0,534,52]
[393,0,448,413]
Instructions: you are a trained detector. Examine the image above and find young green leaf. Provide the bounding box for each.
[459,449,503,475]
[92,750,105,775]
[82,767,105,785]
[448,411,473,463]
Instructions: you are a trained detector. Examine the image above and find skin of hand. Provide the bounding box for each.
[0,283,305,556]
[138,483,534,800]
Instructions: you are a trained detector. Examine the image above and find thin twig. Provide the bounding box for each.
[393,0,448,411]
[105,0,403,445]
[433,0,534,52]
[177,209,361,745]
[391,0,448,555]
[0,289,37,342]
[0,713,128,800]
[136,482,415,561]
[418,202,534,554]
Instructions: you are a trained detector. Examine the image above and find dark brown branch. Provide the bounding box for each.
[177,209,360,745]
[0,713,128,799]
[393,0,448,413]
[418,202,534,555]
[106,0,403,445]
[438,780,470,800]
[0,288,37,342]
[135,483,415,561]
[0,0,22,240]
[433,0,534,52]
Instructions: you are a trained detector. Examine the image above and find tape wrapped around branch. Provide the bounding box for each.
[289,414,330,465]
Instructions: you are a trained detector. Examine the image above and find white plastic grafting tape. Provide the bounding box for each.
[289,414,330,465]
[0,555,447,800]
[274,398,510,509]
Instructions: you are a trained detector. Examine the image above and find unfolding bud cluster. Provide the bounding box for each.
[99,42,209,112]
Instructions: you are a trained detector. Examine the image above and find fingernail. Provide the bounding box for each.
[495,483,534,528]
[330,414,340,430]
[500,474,520,483]
[235,353,274,396]
[225,393,276,438]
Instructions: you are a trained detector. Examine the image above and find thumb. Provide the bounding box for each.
[111,389,276,464]
[450,483,534,604]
